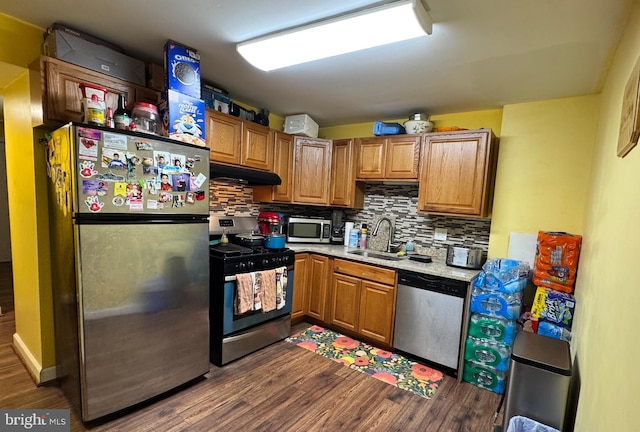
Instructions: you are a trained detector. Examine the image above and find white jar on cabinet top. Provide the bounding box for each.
[404,113,433,134]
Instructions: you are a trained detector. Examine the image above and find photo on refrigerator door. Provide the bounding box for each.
[159,173,173,191]
[171,173,190,192]
[154,150,171,169]
[170,154,186,171]
[82,180,109,197]
[126,183,143,204]
[102,148,126,169]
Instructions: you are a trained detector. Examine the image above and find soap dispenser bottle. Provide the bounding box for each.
[406,239,414,253]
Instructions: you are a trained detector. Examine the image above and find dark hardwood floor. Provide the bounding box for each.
[0,262,502,431]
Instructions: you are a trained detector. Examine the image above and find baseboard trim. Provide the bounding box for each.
[12,332,58,385]
[40,365,58,383]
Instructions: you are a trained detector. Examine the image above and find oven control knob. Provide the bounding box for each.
[238,262,246,272]
[262,258,270,267]
[275,257,282,264]
[247,261,255,270]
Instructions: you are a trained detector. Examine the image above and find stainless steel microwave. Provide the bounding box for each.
[286,217,331,243]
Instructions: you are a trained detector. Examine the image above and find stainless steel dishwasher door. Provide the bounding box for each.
[393,272,466,370]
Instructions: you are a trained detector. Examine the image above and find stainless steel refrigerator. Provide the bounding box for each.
[45,123,210,421]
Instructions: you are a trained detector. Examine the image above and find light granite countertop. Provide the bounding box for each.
[286,244,481,283]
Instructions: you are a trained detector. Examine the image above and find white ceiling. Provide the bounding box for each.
[0,0,630,127]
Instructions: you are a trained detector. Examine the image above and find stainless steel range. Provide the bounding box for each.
[209,215,295,366]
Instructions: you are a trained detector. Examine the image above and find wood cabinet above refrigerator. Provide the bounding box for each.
[30,56,160,128]
[205,109,273,171]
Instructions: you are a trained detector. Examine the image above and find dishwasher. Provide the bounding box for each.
[393,270,468,372]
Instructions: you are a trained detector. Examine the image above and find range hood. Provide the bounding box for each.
[209,163,282,186]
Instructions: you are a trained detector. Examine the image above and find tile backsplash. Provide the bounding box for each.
[209,181,491,253]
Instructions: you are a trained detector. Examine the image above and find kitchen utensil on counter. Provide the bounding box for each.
[264,233,286,249]
[258,211,283,234]
[330,209,345,245]
[446,245,485,269]
[409,255,432,263]
[344,222,354,246]
[404,113,433,134]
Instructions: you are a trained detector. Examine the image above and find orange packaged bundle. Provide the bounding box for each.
[533,231,582,293]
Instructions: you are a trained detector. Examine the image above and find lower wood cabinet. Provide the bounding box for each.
[291,253,309,321]
[330,273,361,332]
[306,254,331,322]
[330,259,397,345]
[293,253,330,324]
[358,280,396,344]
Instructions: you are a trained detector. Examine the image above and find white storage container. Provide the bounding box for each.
[284,114,319,138]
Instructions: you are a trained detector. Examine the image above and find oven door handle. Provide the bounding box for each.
[225,265,294,283]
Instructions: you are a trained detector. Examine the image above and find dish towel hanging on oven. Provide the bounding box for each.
[275,266,287,310]
[260,269,277,313]
[235,272,254,315]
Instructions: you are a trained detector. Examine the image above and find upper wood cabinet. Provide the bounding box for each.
[205,109,274,170]
[242,121,273,170]
[205,109,242,164]
[418,129,498,217]
[30,56,160,127]
[271,130,295,202]
[355,135,421,180]
[292,137,332,205]
[252,130,294,203]
[330,138,364,208]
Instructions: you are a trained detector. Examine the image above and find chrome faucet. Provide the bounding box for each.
[372,217,395,252]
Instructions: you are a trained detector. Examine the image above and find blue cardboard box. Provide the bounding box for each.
[159,90,206,147]
[201,84,231,114]
[164,40,201,98]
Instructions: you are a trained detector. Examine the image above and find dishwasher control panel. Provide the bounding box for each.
[397,270,467,298]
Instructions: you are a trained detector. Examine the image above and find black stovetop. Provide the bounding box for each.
[209,240,294,274]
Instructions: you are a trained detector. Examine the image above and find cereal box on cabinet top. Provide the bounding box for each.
[159,90,206,147]
[164,40,201,98]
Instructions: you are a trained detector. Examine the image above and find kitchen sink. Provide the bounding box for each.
[347,250,404,261]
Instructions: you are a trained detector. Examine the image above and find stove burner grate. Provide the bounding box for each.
[209,243,254,257]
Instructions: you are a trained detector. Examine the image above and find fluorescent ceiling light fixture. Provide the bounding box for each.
[237,0,432,71]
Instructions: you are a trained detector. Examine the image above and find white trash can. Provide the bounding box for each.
[507,416,559,432]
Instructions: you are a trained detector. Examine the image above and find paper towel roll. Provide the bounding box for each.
[344,222,354,246]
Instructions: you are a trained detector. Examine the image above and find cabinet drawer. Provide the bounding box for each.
[333,259,396,286]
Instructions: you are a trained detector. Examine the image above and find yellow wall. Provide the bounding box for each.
[0,13,42,67]
[570,2,640,430]
[488,96,599,257]
[319,108,503,139]
[0,14,55,376]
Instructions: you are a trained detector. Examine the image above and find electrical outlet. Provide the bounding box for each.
[434,228,447,241]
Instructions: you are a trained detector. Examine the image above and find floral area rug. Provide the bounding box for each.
[285,325,444,398]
